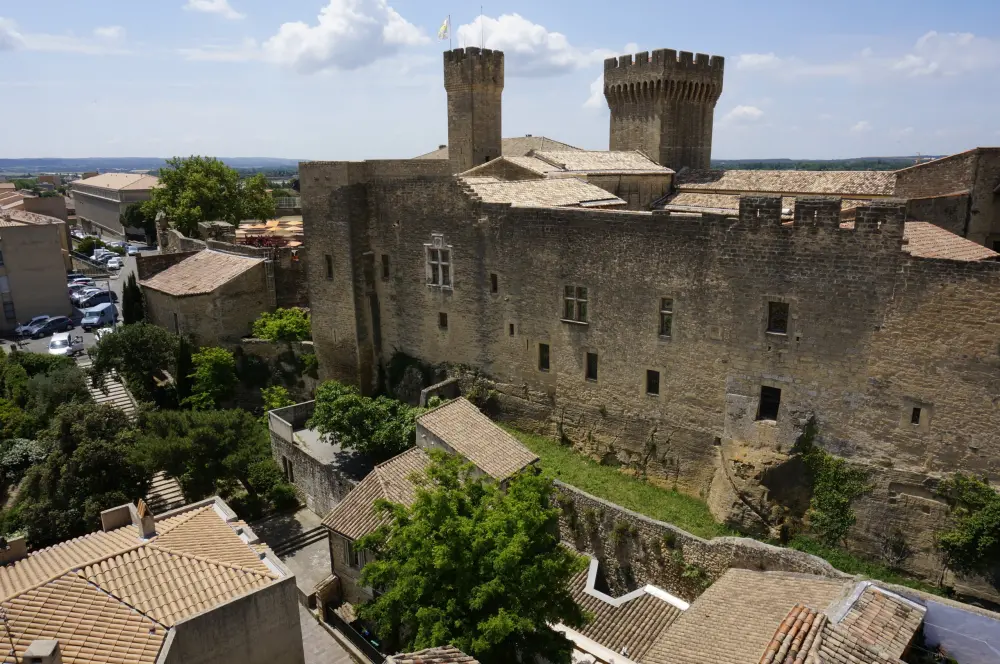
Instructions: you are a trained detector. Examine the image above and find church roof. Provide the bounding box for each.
[461,176,625,208]
[675,169,896,197]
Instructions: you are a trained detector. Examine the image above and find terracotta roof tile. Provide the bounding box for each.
[568,566,682,662]
[462,177,625,207]
[675,170,896,197]
[151,506,272,574]
[758,604,826,664]
[3,572,165,664]
[388,645,480,663]
[835,585,925,659]
[645,569,850,664]
[661,192,873,215]
[322,448,432,540]
[140,249,263,296]
[414,136,580,160]
[532,150,672,174]
[815,621,901,664]
[417,398,537,480]
[899,222,999,261]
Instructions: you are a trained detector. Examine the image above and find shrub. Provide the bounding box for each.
[251,308,311,342]
[184,347,237,410]
[936,473,1000,579]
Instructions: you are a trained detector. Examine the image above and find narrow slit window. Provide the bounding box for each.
[538,343,550,372]
[347,540,360,568]
[659,298,673,337]
[756,386,781,421]
[646,370,660,395]
[508,323,515,336]
[490,273,498,294]
[324,254,333,280]
[563,285,588,323]
[910,407,921,425]
[585,352,598,382]
[381,254,390,279]
[767,301,789,334]
[439,312,448,329]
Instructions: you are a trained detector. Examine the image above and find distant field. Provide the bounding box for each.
[710,156,941,171]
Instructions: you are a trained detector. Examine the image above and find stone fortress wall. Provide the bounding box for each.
[301,157,1000,593]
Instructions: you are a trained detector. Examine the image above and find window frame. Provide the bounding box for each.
[438,312,448,329]
[380,254,390,280]
[324,254,333,280]
[659,298,673,338]
[538,343,550,372]
[766,301,790,335]
[563,285,588,324]
[425,235,453,289]
[346,539,361,569]
[490,273,498,294]
[756,386,782,421]
[646,369,660,396]
[585,352,598,382]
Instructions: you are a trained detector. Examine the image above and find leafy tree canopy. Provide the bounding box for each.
[88,323,178,405]
[357,452,588,663]
[184,347,237,410]
[310,380,419,462]
[120,202,157,240]
[937,473,1000,580]
[142,156,275,237]
[76,236,106,256]
[251,307,311,342]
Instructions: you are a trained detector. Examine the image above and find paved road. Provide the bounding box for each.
[13,252,143,355]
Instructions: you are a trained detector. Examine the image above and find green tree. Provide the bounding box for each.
[184,347,237,410]
[134,408,295,519]
[250,307,311,342]
[310,381,419,462]
[88,323,179,404]
[24,364,91,423]
[936,474,1000,580]
[142,156,275,236]
[175,336,194,406]
[76,236,106,256]
[121,273,145,324]
[261,385,294,424]
[12,404,148,548]
[357,452,587,663]
[120,202,156,241]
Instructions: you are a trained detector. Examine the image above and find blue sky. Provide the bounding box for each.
[1,0,998,160]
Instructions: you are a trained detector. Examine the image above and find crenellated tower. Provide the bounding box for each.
[604,49,724,171]
[444,47,504,174]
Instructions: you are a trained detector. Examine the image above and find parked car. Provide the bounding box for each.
[72,287,102,305]
[70,229,86,240]
[79,290,118,309]
[126,245,140,256]
[94,327,115,344]
[30,316,72,339]
[106,256,124,270]
[48,332,85,357]
[66,272,86,281]
[14,315,49,337]
[81,303,118,331]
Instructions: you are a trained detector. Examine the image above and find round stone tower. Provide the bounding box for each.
[604,48,724,171]
[443,47,504,174]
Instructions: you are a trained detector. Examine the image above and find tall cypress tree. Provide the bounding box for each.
[121,273,145,325]
[174,336,193,407]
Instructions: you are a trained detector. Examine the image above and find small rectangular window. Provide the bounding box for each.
[490,273,498,293]
[508,323,515,336]
[282,456,294,483]
[767,301,789,334]
[538,343,550,372]
[347,540,360,568]
[910,407,921,425]
[324,254,333,280]
[646,369,660,395]
[585,352,598,382]
[381,254,390,279]
[756,386,781,421]
[439,312,448,329]
[659,298,673,337]
[563,285,588,323]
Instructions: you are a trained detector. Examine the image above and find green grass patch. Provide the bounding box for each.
[505,426,730,539]
[788,536,946,596]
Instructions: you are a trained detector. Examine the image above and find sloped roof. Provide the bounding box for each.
[145,471,187,514]
[462,176,625,207]
[660,192,872,216]
[899,221,999,261]
[74,173,160,191]
[140,249,263,296]
[759,604,901,664]
[388,646,480,663]
[417,398,537,480]
[4,209,64,226]
[568,564,683,662]
[645,569,850,664]
[532,150,672,175]
[322,447,432,540]
[414,136,580,160]
[835,585,925,660]
[0,500,280,664]
[675,170,896,197]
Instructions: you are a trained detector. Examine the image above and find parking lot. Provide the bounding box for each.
[11,252,142,356]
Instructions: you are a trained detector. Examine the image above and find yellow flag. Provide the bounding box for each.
[437,17,449,40]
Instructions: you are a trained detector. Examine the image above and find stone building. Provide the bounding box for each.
[0,497,305,664]
[71,172,158,238]
[300,45,1000,590]
[139,248,270,346]
[0,210,71,332]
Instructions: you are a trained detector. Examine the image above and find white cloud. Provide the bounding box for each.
[0,17,23,50]
[849,120,872,134]
[180,38,261,62]
[583,73,604,109]
[0,18,129,55]
[723,105,764,123]
[184,0,245,20]
[261,0,428,73]
[736,53,781,70]
[456,14,612,76]
[893,126,915,137]
[94,26,125,40]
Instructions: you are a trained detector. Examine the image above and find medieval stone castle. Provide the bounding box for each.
[300,46,1000,593]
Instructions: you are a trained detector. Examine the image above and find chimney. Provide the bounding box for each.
[133,499,156,539]
[0,536,27,565]
[24,640,63,664]
[100,504,132,532]
[100,500,156,538]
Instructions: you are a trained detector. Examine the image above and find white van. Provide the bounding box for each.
[81,302,118,331]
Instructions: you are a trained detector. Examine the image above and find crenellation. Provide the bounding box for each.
[793,197,842,230]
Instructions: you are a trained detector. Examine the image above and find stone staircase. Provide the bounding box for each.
[271,525,328,558]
